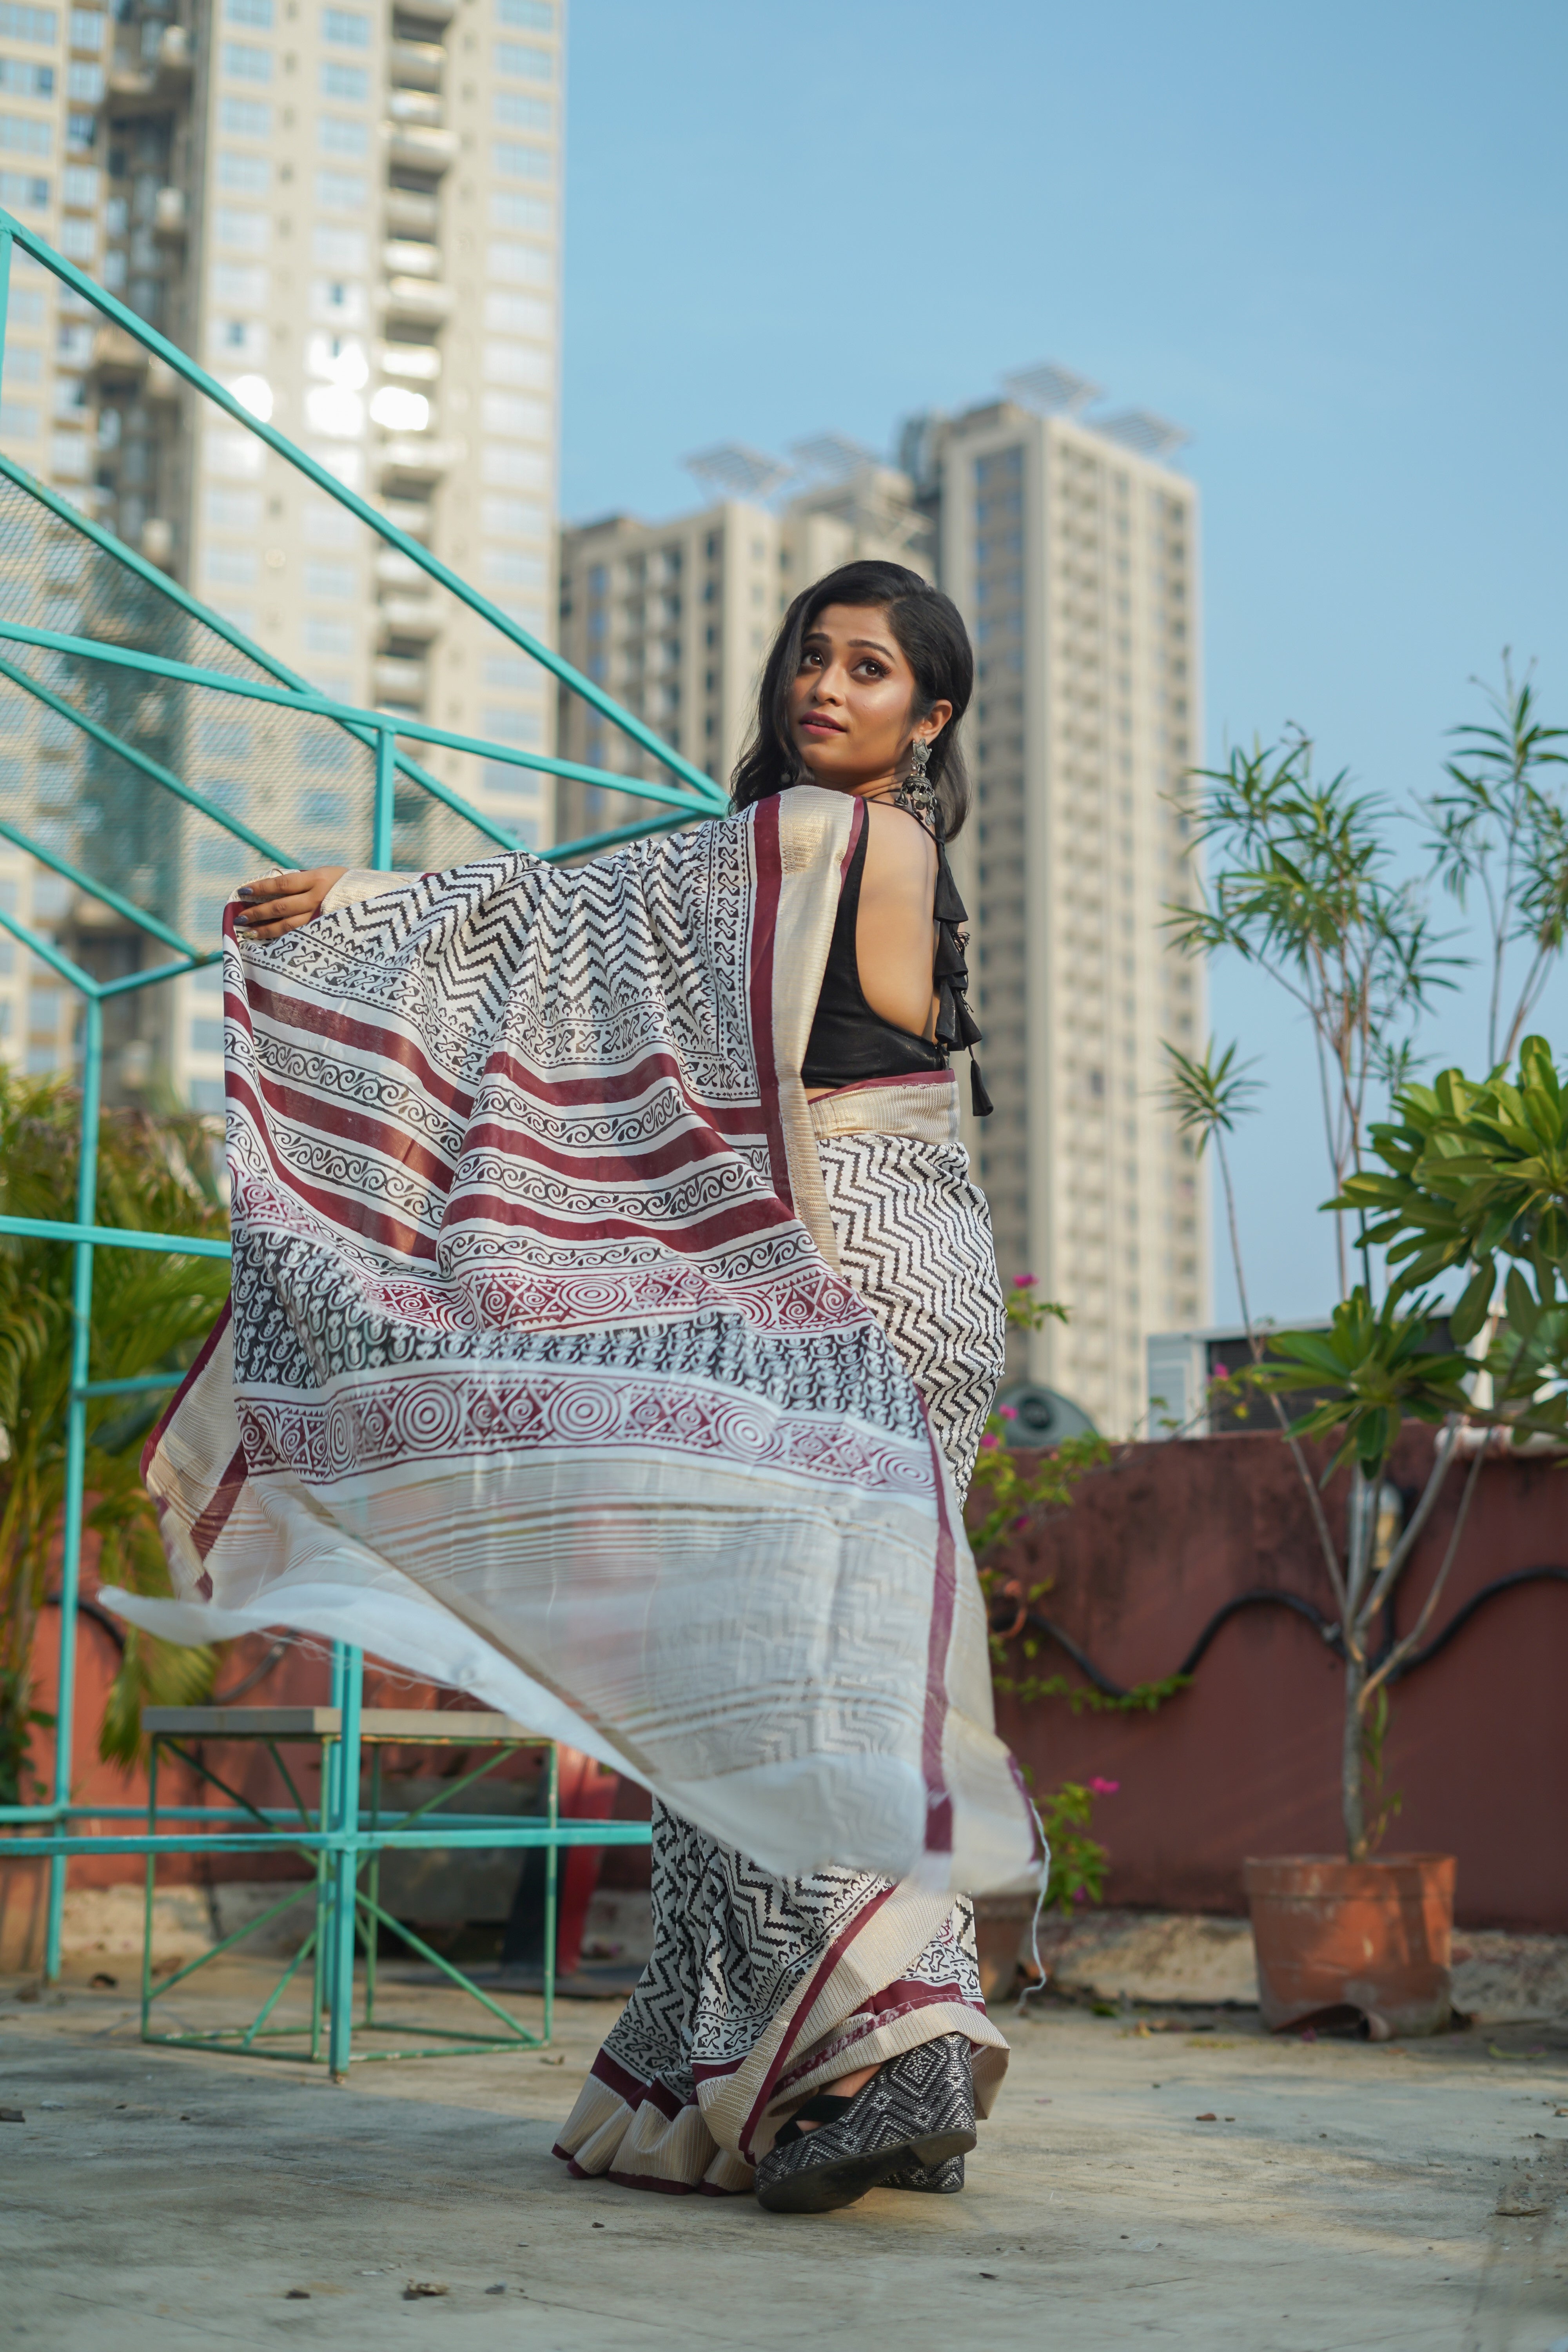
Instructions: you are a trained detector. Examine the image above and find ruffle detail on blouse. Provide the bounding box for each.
[931,838,991,1116]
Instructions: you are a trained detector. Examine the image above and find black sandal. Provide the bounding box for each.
[771,2089,861,2149]
[755,2036,976,2215]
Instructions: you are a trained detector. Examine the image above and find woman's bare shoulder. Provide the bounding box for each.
[861,798,938,887]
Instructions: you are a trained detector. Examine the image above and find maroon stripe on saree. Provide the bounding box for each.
[747,795,790,1214]
[736,1880,896,2164]
[140,1298,233,1481]
[920,1419,958,1857]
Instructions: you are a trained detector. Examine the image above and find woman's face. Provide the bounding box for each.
[787,602,951,795]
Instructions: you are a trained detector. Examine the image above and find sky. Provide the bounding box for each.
[557,0,1568,1327]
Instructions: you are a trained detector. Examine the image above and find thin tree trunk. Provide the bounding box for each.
[1215,1134,1346,1606]
[1342,1648,1367,1862]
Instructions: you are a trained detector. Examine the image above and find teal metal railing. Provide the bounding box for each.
[0,211,713,2054]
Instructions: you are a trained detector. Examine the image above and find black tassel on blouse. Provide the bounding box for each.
[931,834,993,1120]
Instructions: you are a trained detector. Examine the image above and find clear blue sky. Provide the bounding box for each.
[558,0,1568,1326]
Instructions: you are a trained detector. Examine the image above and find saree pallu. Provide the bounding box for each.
[113,787,1036,1895]
[557,1076,1010,2194]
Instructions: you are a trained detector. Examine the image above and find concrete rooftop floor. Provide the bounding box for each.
[4,1958,1567,2351]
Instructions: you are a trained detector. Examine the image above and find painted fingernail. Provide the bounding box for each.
[236,886,256,901]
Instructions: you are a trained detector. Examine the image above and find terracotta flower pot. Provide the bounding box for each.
[1243,1853,1455,2039]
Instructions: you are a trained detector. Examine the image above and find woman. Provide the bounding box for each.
[126,561,1030,2214]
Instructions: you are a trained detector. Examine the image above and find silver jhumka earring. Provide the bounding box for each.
[895,736,939,830]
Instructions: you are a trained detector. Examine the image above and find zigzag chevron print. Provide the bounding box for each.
[814,1128,1007,1503]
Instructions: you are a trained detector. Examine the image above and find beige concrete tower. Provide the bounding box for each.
[0,0,565,1106]
[933,374,1208,1434]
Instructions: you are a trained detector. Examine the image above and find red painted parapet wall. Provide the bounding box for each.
[16,1428,1566,1930]
[979,1432,1568,1933]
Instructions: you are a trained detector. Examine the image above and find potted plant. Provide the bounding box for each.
[1162,671,1568,2035]
[0,1073,232,1966]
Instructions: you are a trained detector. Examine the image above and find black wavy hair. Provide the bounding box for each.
[730,559,974,839]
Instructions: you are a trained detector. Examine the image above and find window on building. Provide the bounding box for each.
[494,87,551,131]
[494,139,552,181]
[219,95,269,136]
[0,58,53,96]
[0,111,51,156]
[304,617,353,655]
[320,58,367,98]
[495,38,552,79]
[488,191,552,236]
[0,3,58,42]
[222,40,272,80]
[217,149,269,192]
[321,5,368,44]
[318,115,368,156]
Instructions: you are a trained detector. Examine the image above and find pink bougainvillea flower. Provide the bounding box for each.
[999,1404,1018,1420]
[979,1432,1001,1451]
[1072,1884,1087,1902]
[1013,1273,1038,1289]
[1211,1364,1231,1381]
[1089,1777,1120,1796]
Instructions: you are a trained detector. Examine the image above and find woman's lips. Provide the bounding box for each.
[800,716,844,735]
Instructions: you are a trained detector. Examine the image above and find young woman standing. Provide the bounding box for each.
[132,562,1029,2214]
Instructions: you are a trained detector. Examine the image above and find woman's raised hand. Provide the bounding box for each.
[232,867,348,940]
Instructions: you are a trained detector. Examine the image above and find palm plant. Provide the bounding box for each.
[0,1073,232,1798]
[1161,666,1568,1860]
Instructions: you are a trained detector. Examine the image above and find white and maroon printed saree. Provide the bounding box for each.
[111,784,1029,2182]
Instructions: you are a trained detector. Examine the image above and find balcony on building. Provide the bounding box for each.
[388,87,444,130]
[379,339,440,384]
[385,123,457,175]
[377,437,456,485]
[384,188,441,239]
[374,654,426,703]
[389,39,444,90]
[87,324,150,390]
[377,594,439,643]
[374,547,429,594]
[382,276,452,329]
[384,239,442,282]
[381,495,433,541]
[100,20,191,112]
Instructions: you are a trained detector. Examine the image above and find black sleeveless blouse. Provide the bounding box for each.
[800,808,993,1116]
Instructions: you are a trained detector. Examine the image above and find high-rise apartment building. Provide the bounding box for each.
[0,0,112,1076]
[554,450,929,844]
[0,0,564,1104]
[929,375,1207,1433]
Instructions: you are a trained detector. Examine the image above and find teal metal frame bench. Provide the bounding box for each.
[140,1699,650,2072]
